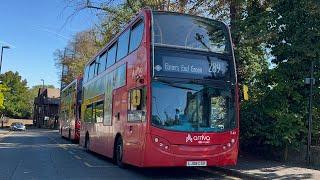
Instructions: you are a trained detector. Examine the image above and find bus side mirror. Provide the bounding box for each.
[243,85,249,101]
[132,89,141,106]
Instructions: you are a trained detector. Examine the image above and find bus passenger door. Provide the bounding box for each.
[124,88,146,166]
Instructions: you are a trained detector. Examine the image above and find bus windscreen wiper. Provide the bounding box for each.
[195,33,211,51]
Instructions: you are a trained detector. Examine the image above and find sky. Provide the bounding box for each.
[0,0,99,88]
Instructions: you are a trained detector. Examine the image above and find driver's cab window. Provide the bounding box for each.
[128,87,146,122]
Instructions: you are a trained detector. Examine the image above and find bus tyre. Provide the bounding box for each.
[115,137,126,168]
[85,135,90,152]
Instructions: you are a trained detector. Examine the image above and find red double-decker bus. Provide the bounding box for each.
[60,77,83,142]
[80,8,239,167]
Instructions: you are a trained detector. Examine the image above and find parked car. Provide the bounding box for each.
[10,122,26,131]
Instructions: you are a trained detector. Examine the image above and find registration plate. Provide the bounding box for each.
[186,161,207,167]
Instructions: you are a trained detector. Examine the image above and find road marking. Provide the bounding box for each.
[68,151,75,154]
[84,162,92,167]
[84,162,115,168]
[74,155,82,160]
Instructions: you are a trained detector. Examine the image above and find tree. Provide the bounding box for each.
[0,71,32,119]
[240,0,320,158]
[266,0,320,147]
[55,30,99,86]
[0,84,9,111]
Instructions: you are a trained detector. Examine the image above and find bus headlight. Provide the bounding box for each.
[152,135,170,152]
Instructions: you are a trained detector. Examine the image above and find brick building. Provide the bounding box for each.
[33,88,60,128]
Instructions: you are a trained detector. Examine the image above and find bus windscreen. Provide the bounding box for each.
[153,12,231,54]
[151,81,236,132]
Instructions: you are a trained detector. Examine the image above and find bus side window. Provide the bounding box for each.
[128,87,146,122]
[94,101,104,123]
[97,51,107,74]
[117,29,130,61]
[83,66,89,83]
[88,61,96,80]
[84,104,93,123]
[106,42,117,68]
[129,19,144,53]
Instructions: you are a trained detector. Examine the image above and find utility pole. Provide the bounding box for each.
[1,45,10,128]
[40,79,45,128]
[305,61,314,165]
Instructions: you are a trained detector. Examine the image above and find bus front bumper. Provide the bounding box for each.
[142,136,238,167]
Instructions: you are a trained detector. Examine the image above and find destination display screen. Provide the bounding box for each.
[153,51,229,80]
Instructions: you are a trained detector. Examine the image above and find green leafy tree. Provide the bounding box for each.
[240,0,320,158]
[0,84,9,110]
[267,0,320,147]
[0,71,32,119]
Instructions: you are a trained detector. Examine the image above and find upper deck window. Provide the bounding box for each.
[97,51,107,74]
[107,42,117,68]
[88,61,96,80]
[117,29,130,61]
[129,20,144,53]
[84,66,89,82]
[153,12,230,54]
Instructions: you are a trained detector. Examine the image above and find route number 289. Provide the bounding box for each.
[208,62,222,74]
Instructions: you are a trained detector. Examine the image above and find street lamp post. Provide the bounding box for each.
[304,61,315,165]
[0,46,10,74]
[40,79,45,128]
[0,45,10,128]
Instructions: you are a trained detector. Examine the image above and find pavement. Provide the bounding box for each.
[0,129,239,180]
[0,128,9,134]
[0,128,10,139]
[216,154,320,179]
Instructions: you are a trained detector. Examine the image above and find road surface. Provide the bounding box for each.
[0,129,239,180]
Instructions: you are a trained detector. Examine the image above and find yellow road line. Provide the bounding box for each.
[83,162,115,168]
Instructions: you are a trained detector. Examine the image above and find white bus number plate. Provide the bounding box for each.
[186,161,207,167]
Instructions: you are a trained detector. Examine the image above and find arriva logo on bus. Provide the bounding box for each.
[186,134,211,144]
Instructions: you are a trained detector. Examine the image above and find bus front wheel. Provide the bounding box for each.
[115,137,126,168]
